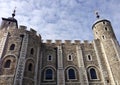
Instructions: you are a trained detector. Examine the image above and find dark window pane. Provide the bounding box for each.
[10,44,15,50]
[90,68,97,79]
[45,69,53,80]
[4,60,11,68]
[69,55,71,60]
[105,27,108,31]
[28,63,32,71]
[30,48,34,55]
[88,55,91,60]
[48,55,52,60]
[68,69,75,79]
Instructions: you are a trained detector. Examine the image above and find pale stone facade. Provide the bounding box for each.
[0,13,120,85]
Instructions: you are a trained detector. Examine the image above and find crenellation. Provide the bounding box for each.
[84,40,89,44]
[38,34,41,39]
[43,40,94,45]
[0,11,120,85]
[30,28,37,34]
[55,40,62,45]
[46,40,52,44]
[64,40,71,44]
[74,40,81,44]
[19,25,27,30]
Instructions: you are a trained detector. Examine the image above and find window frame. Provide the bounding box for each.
[30,48,34,55]
[9,44,15,50]
[47,55,53,61]
[4,59,11,68]
[87,54,92,61]
[105,27,108,31]
[44,68,54,81]
[67,54,73,61]
[102,35,106,39]
[88,67,99,80]
[28,63,33,72]
[67,67,77,80]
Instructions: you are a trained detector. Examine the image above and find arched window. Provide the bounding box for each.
[4,60,11,68]
[45,69,53,80]
[30,48,34,55]
[68,69,76,79]
[28,63,33,71]
[90,68,97,79]
[10,44,15,50]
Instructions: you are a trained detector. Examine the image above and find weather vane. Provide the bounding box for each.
[12,7,16,18]
[95,11,100,19]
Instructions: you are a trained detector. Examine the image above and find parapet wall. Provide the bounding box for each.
[18,25,41,38]
[18,25,92,45]
[43,39,92,45]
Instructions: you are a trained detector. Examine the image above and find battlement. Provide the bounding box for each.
[18,25,40,37]
[19,25,27,30]
[43,40,92,45]
[30,28,37,34]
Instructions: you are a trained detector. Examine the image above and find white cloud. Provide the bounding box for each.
[0,0,120,43]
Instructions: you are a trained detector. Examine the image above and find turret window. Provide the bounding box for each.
[102,35,105,39]
[10,44,15,50]
[103,21,105,24]
[4,60,11,68]
[105,27,108,31]
[8,22,11,25]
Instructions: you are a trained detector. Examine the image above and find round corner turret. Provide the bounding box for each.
[92,19,116,40]
[92,19,111,30]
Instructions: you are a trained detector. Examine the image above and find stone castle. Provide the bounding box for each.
[0,10,120,85]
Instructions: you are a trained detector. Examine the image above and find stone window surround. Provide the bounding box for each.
[44,68,54,81]
[103,21,106,24]
[26,60,34,72]
[88,67,99,80]
[2,56,16,69]
[28,63,33,72]
[102,35,106,39]
[66,67,77,80]
[30,48,34,55]
[9,43,16,50]
[67,54,73,61]
[3,59,11,68]
[47,55,53,61]
[87,54,92,61]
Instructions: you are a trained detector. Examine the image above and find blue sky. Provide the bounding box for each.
[0,0,120,43]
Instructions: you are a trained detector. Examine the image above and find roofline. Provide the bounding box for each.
[92,19,110,29]
[2,17,18,28]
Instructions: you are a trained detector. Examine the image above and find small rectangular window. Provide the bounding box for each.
[103,21,105,24]
[102,36,105,39]
[67,54,73,61]
[87,55,92,61]
[47,55,52,61]
[105,27,108,31]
